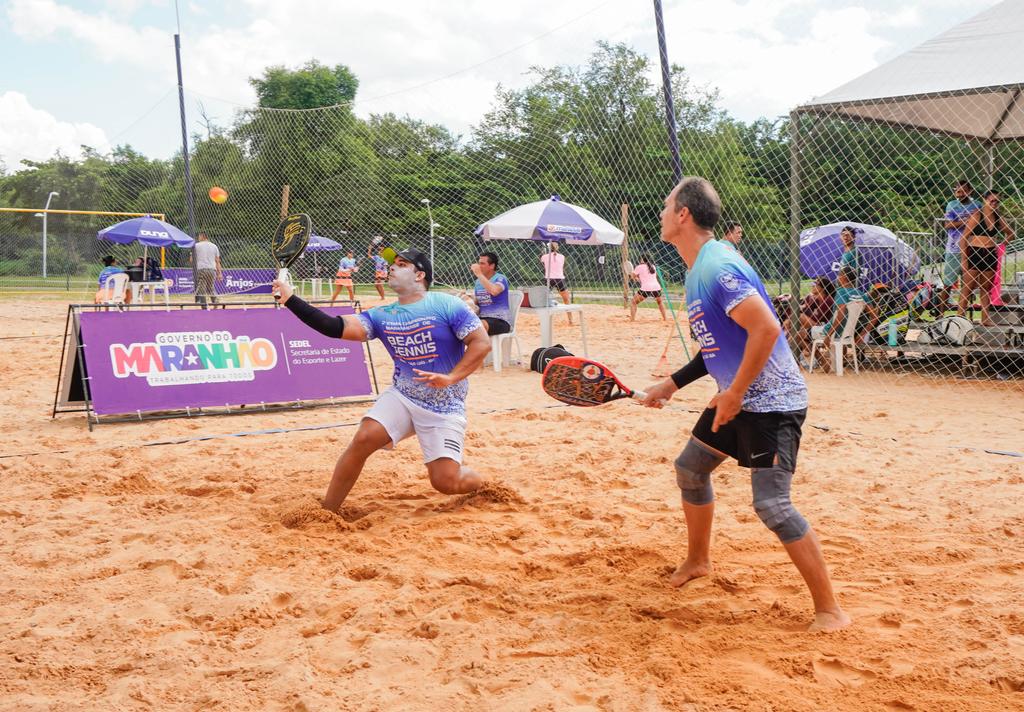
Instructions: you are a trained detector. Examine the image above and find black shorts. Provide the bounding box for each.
[481,317,510,335]
[637,289,662,298]
[691,407,806,470]
[966,245,999,272]
[547,279,568,292]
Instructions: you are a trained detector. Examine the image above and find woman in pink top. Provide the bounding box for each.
[539,242,573,324]
[629,254,667,321]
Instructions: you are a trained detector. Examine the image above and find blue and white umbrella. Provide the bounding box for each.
[475,195,624,245]
[303,234,343,252]
[799,221,920,291]
[97,215,195,248]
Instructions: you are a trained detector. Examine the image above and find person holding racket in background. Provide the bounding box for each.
[273,247,491,512]
[628,253,667,321]
[368,240,390,300]
[642,177,850,632]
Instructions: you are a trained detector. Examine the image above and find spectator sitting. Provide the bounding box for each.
[789,277,835,356]
[471,251,511,334]
[808,266,862,371]
[94,255,131,304]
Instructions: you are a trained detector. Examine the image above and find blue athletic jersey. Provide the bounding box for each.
[97,266,124,286]
[944,198,981,253]
[338,257,356,272]
[474,273,511,322]
[357,293,482,415]
[685,240,807,412]
[372,255,389,272]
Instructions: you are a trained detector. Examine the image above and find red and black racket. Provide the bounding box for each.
[541,356,647,407]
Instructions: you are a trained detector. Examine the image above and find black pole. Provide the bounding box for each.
[174,33,197,237]
[653,0,683,184]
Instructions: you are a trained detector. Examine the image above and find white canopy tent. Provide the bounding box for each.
[786,0,1024,298]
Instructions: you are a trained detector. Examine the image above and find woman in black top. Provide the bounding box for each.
[959,190,1014,325]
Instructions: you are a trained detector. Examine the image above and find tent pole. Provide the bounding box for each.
[787,111,804,339]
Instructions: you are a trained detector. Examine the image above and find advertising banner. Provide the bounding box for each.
[78,307,372,415]
[163,268,276,294]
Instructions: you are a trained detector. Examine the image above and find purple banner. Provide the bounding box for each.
[79,307,373,415]
[163,268,277,294]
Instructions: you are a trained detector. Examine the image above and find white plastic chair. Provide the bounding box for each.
[807,298,866,376]
[489,289,524,373]
[101,272,130,306]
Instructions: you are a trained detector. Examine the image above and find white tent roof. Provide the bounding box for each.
[798,1,1024,141]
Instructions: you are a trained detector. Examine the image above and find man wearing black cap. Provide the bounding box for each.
[272,248,492,512]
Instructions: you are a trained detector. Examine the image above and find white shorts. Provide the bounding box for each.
[364,388,466,464]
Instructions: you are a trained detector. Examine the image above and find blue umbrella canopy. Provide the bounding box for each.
[303,234,343,252]
[799,221,920,290]
[97,216,195,248]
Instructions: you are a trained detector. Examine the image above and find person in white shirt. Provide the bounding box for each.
[539,242,572,324]
[629,253,667,321]
[192,232,222,306]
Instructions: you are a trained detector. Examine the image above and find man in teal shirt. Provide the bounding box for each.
[942,179,981,290]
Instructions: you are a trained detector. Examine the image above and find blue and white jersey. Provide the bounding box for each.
[474,273,511,322]
[357,292,482,415]
[685,240,807,413]
[338,256,356,273]
[372,255,389,273]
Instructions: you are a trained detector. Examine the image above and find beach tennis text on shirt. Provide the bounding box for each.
[108,330,354,386]
[382,315,440,362]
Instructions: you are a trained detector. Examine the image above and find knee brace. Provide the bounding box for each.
[751,467,809,543]
[674,440,724,505]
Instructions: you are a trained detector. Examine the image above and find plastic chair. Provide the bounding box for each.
[101,272,130,307]
[807,299,866,376]
[489,289,524,373]
[139,280,170,306]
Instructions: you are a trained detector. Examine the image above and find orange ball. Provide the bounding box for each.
[209,186,228,204]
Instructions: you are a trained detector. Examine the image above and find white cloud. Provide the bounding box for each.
[0,91,111,168]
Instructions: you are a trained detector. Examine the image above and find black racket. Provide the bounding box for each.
[542,356,647,407]
[271,213,312,300]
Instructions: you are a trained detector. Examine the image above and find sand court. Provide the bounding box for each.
[1,299,1022,710]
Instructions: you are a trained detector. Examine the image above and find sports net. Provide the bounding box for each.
[0,42,1021,389]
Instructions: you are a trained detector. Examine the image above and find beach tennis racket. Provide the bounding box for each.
[272,213,312,300]
[542,356,647,407]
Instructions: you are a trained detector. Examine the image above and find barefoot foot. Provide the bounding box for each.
[669,559,711,588]
[807,609,852,632]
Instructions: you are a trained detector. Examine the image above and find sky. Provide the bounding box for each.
[0,0,1001,170]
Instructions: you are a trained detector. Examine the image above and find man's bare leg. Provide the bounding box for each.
[670,500,715,587]
[426,458,483,494]
[322,418,392,512]
[782,528,851,631]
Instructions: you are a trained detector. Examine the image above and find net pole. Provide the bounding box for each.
[652,0,682,184]
[620,203,630,308]
[174,33,197,238]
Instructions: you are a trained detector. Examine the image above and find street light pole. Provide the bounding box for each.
[42,191,59,279]
[420,198,435,265]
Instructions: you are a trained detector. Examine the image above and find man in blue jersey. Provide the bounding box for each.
[273,248,491,512]
[471,251,512,335]
[642,177,850,632]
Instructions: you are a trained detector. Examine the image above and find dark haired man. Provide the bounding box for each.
[273,247,491,512]
[720,221,743,251]
[942,180,981,292]
[470,251,511,335]
[641,177,850,631]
